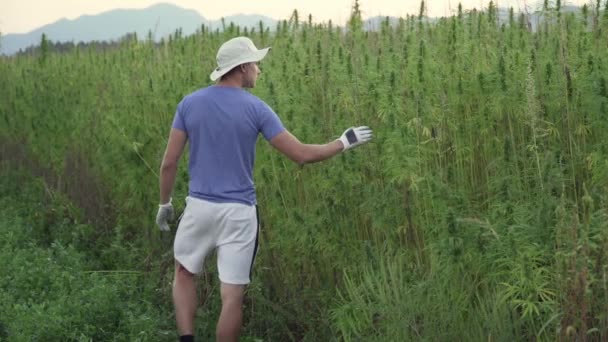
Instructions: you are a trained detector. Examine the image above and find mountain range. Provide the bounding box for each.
[0,2,586,55]
[0,3,277,55]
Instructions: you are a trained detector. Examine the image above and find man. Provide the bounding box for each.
[156,36,372,342]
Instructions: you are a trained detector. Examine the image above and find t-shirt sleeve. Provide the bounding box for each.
[257,100,286,141]
[171,99,187,132]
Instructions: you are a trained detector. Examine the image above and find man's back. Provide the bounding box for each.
[171,85,284,205]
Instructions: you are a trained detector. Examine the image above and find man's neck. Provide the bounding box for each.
[216,77,243,88]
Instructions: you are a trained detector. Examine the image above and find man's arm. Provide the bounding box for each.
[269,130,344,165]
[159,128,188,204]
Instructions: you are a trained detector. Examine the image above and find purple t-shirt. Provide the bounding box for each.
[172,85,285,205]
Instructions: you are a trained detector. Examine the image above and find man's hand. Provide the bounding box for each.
[338,126,373,151]
[156,200,174,231]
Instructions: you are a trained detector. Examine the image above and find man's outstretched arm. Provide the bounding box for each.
[270,127,372,165]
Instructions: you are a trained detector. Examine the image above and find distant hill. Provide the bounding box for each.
[0,3,587,55]
[0,3,277,55]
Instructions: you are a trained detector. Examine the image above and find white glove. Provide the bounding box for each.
[338,126,373,151]
[156,199,174,232]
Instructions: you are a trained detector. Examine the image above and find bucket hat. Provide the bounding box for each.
[209,36,271,81]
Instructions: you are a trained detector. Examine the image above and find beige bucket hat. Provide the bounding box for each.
[209,36,271,81]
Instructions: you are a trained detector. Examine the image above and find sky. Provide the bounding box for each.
[0,0,588,34]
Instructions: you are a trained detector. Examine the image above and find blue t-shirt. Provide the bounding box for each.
[172,85,285,205]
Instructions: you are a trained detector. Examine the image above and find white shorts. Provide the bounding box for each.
[173,196,259,285]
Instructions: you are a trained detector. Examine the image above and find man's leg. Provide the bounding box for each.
[216,283,246,342]
[173,262,197,335]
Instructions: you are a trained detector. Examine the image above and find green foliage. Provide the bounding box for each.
[40,33,49,64]
[1,3,608,341]
[332,252,520,341]
[0,173,174,340]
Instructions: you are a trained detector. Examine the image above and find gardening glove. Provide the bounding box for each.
[338,126,373,151]
[156,199,174,232]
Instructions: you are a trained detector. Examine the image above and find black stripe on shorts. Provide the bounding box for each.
[248,205,260,281]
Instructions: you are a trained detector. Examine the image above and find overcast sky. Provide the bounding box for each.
[0,0,587,34]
